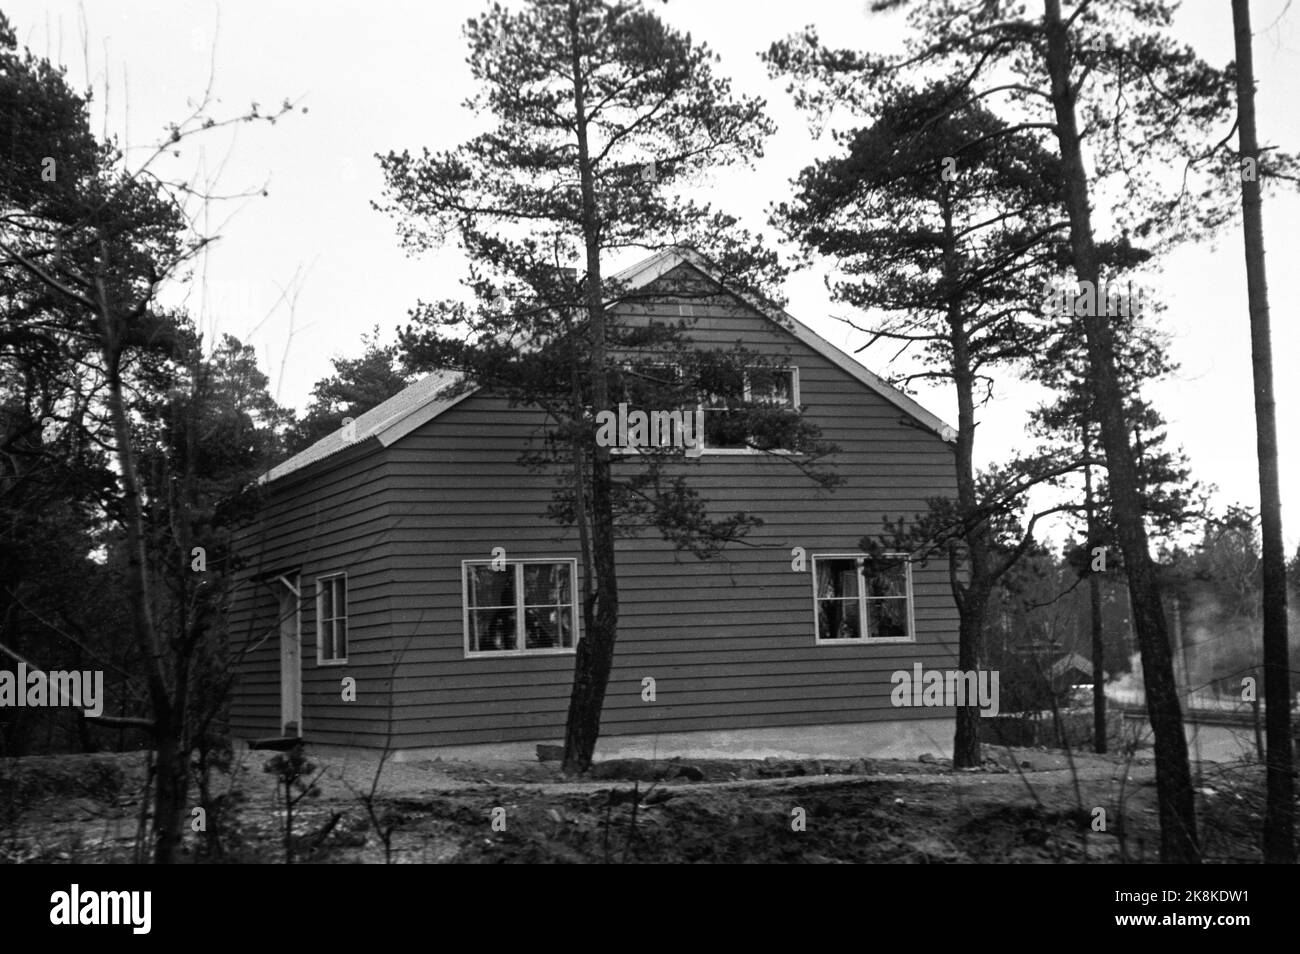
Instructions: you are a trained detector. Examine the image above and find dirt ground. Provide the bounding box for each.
[0,746,1274,863]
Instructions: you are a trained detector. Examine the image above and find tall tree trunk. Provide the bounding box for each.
[1084,445,1107,753]
[954,589,990,763]
[94,236,187,863]
[942,191,990,768]
[1042,0,1198,862]
[102,354,186,863]
[562,0,619,773]
[1231,0,1294,863]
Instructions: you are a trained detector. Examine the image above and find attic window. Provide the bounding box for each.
[812,554,913,644]
[621,362,683,407]
[700,366,798,452]
[463,559,578,656]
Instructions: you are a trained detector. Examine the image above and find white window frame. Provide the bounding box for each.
[811,553,915,645]
[699,365,800,456]
[609,362,801,457]
[315,572,349,666]
[462,557,581,658]
[610,362,689,458]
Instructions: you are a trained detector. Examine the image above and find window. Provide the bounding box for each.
[316,574,348,664]
[612,362,709,454]
[812,554,913,643]
[699,366,798,452]
[621,362,682,407]
[609,362,800,454]
[463,559,578,655]
[700,365,748,449]
[748,366,796,408]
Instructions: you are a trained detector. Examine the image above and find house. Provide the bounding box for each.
[228,248,962,760]
[1048,652,1095,697]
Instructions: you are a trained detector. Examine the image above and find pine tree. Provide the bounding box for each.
[1230,0,1293,863]
[376,0,833,772]
[766,0,1270,863]
[772,78,1072,767]
[1030,301,1203,753]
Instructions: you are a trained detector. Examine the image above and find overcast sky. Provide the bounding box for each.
[7,0,1299,550]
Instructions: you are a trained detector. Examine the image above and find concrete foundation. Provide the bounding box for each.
[247,718,955,764]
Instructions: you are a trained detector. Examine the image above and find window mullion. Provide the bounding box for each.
[856,558,869,640]
[905,562,914,639]
[571,561,578,646]
[316,585,323,663]
[515,562,525,651]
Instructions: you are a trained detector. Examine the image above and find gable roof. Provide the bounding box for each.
[258,248,956,486]
[1049,652,1094,680]
[610,248,956,443]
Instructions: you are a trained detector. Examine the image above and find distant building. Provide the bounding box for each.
[1048,652,1094,695]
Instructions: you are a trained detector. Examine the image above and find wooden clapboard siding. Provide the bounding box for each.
[229,442,402,747]
[367,266,959,748]
[230,259,962,749]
